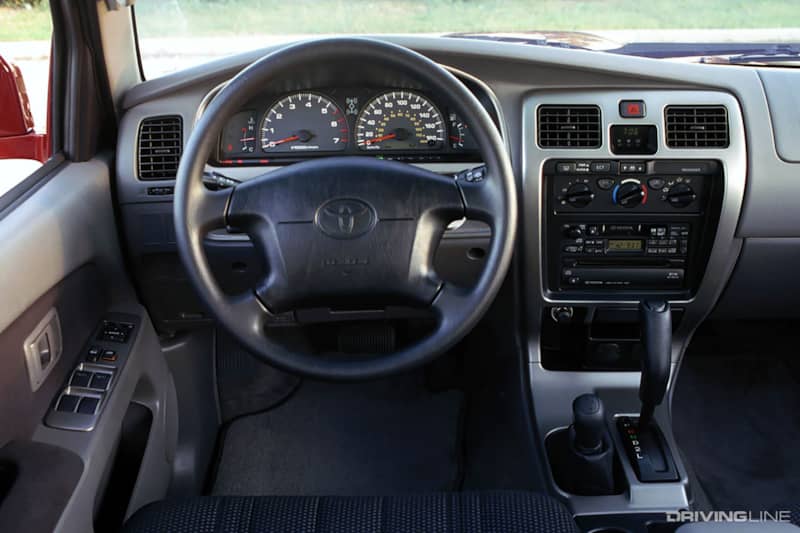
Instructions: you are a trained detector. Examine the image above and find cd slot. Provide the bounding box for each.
[572,258,680,268]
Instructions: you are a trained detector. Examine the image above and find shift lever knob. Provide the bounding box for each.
[572,393,606,455]
[639,300,672,427]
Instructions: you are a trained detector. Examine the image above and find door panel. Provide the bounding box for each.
[0,159,178,532]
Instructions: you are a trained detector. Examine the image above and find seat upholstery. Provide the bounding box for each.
[122,491,578,533]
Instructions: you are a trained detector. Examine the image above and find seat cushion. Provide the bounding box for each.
[123,491,578,533]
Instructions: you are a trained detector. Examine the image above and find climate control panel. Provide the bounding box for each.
[552,160,711,214]
[544,159,723,296]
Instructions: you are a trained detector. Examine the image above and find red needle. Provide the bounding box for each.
[366,132,397,145]
[269,135,300,146]
[449,136,461,142]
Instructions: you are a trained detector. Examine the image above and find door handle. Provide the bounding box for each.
[23,308,62,391]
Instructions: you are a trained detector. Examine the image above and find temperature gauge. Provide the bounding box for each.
[448,113,478,150]
[221,110,257,158]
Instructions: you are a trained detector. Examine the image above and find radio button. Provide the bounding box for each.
[566,225,583,238]
[621,162,646,173]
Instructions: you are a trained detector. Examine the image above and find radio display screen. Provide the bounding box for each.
[607,239,643,251]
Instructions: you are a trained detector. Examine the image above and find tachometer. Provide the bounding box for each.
[261,92,348,153]
[356,91,445,151]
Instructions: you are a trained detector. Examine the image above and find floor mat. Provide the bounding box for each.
[673,325,800,512]
[216,330,301,423]
[211,373,464,496]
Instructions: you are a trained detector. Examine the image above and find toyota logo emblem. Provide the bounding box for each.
[314,198,377,239]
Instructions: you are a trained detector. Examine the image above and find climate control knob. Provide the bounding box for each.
[564,183,595,208]
[613,181,646,208]
[666,183,697,208]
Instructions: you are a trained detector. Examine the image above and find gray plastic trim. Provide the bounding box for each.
[0,159,132,338]
[758,68,800,163]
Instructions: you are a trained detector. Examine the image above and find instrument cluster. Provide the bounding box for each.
[217,87,482,165]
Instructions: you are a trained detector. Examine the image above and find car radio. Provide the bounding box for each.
[544,159,723,296]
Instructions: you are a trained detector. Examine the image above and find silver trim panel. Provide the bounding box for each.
[521,89,747,515]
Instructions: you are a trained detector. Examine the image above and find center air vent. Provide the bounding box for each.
[538,105,601,148]
[137,115,183,180]
[665,106,729,148]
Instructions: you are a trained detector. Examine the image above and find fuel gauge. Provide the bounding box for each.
[221,110,257,158]
[448,113,478,151]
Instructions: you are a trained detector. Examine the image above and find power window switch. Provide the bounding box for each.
[70,370,92,388]
[56,394,81,413]
[77,397,100,415]
[89,373,112,391]
[100,350,117,363]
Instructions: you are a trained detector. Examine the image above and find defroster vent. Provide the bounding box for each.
[665,106,729,148]
[538,105,601,148]
[137,115,183,180]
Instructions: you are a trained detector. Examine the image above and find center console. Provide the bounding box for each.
[522,89,748,533]
[544,159,723,299]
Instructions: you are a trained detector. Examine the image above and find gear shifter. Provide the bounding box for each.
[614,300,679,483]
[573,393,606,455]
[548,393,617,495]
[638,300,672,428]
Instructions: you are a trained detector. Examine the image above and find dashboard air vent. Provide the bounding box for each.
[537,105,601,148]
[665,106,729,148]
[137,115,183,180]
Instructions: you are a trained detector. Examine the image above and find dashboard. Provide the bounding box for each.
[115,36,800,332]
[216,87,482,165]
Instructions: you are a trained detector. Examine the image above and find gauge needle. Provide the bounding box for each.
[240,137,256,142]
[366,133,397,145]
[270,135,300,146]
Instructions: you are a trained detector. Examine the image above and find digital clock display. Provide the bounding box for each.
[610,124,658,155]
[607,239,643,251]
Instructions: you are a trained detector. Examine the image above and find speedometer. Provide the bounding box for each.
[261,92,348,153]
[356,91,445,151]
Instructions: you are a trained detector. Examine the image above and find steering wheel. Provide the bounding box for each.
[174,38,517,380]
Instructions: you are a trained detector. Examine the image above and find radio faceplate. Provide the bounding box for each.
[544,159,723,297]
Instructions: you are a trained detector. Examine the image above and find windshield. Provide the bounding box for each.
[135,0,800,78]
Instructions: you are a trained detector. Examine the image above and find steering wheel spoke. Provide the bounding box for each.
[188,186,232,233]
[457,168,504,226]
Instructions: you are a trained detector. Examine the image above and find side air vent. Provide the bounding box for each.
[537,105,601,148]
[665,106,729,148]
[137,115,183,180]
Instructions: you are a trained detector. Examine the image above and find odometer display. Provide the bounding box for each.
[356,91,445,151]
[261,92,348,153]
